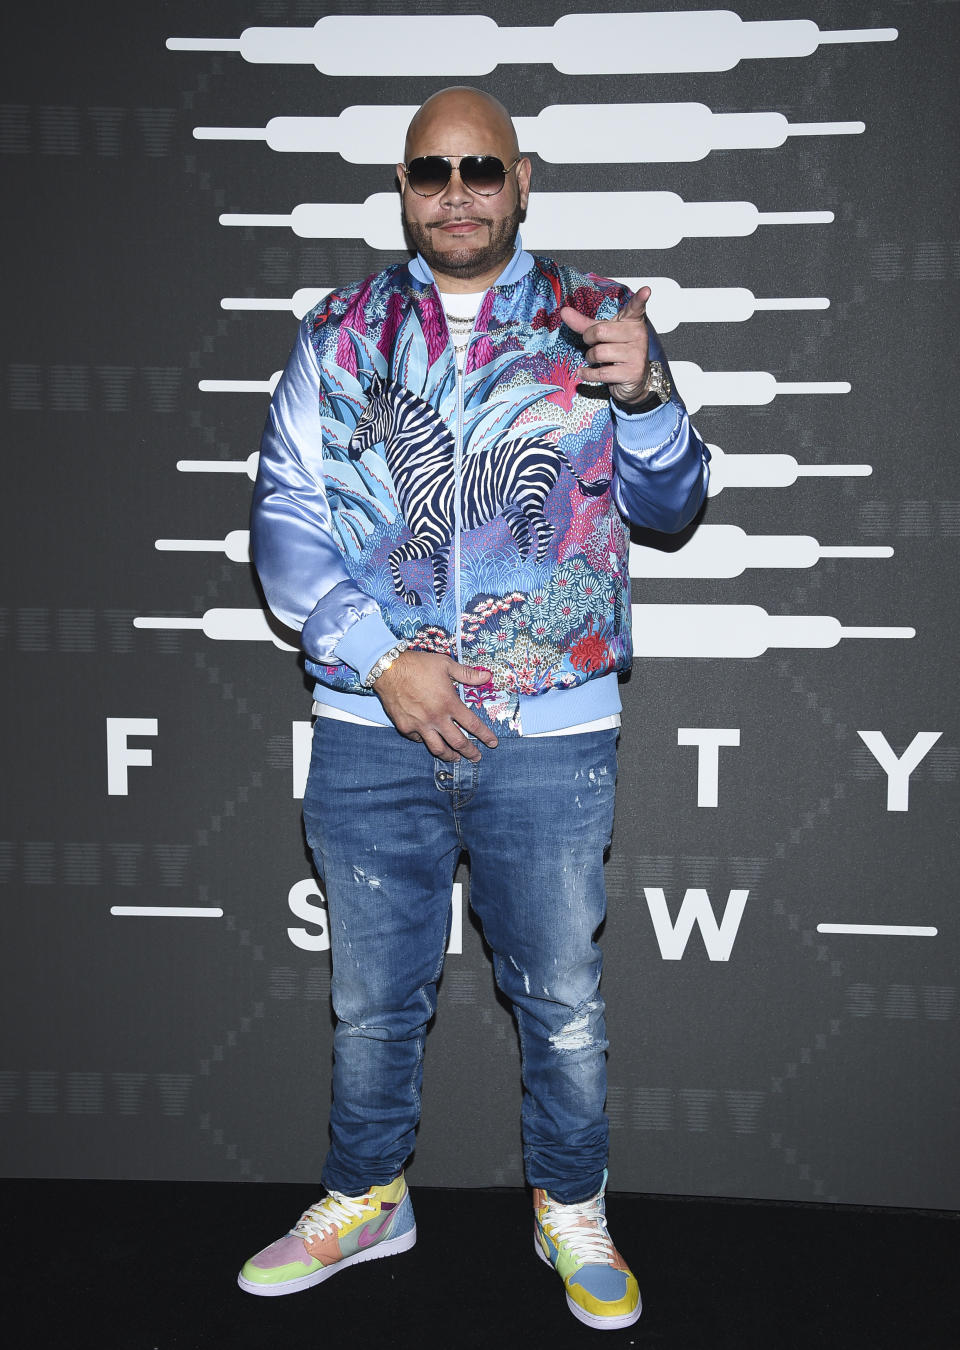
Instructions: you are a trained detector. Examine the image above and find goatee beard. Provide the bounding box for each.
[403,204,523,281]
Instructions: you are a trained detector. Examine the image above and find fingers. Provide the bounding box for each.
[451,662,494,687]
[574,317,648,349]
[618,285,651,320]
[575,362,647,387]
[441,699,499,750]
[559,304,592,334]
[399,718,489,762]
[419,728,470,763]
[414,713,497,763]
[463,718,499,750]
[576,339,643,368]
[564,311,641,346]
[562,286,650,339]
[442,662,498,749]
[573,345,648,389]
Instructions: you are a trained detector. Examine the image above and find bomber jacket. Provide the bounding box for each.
[251,242,710,735]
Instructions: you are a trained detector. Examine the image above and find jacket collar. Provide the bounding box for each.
[407,235,534,289]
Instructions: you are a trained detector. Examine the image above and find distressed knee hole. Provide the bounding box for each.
[549,998,604,1053]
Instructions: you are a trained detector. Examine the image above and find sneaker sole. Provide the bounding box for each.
[534,1234,642,1330]
[238,1224,417,1297]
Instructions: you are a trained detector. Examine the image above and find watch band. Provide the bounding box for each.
[616,390,661,414]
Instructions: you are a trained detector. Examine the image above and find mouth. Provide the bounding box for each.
[433,219,485,235]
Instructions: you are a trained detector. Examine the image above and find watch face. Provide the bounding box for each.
[648,361,671,401]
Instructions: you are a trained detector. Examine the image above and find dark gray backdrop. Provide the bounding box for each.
[2,0,957,1209]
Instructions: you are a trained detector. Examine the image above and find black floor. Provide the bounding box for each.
[9,1179,956,1349]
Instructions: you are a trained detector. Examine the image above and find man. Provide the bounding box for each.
[240,87,709,1331]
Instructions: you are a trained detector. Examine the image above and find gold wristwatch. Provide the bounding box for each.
[640,360,671,405]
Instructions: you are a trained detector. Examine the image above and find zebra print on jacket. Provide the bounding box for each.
[348,374,609,607]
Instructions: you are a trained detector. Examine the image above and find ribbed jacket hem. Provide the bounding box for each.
[311,670,623,734]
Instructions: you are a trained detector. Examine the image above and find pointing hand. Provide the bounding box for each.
[560,286,653,406]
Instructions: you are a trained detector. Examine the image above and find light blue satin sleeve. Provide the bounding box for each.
[609,323,710,534]
[250,323,397,677]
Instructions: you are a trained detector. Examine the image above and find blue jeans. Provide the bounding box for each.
[302,717,618,1205]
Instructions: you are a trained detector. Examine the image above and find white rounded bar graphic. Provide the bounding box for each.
[631,605,913,658]
[155,531,252,563]
[133,609,297,650]
[630,526,891,579]
[197,104,418,159]
[623,281,829,333]
[705,444,870,496]
[198,374,282,395]
[219,192,833,251]
[176,452,259,480]
[110,906,224,918]
[816,924,937,937]
[171,445,871,495]
[194,365,848,414]
[153,526,891,581]
[132,606,913,660]
[669,364,849,413]
[193,364,848,414]
[195,103,863,164]
[221,279,830,334]
[167,13,897,76]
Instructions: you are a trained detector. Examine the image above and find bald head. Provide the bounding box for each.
[404,87,519,165]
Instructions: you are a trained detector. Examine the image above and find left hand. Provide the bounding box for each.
[560,286,652,406]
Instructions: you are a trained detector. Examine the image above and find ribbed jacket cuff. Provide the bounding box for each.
[333,612,400,683]
[609,396,681,453]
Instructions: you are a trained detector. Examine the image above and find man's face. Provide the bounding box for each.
[398,96,530,292]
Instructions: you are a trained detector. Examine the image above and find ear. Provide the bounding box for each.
[395,163,406,193]
[516,156,532,212]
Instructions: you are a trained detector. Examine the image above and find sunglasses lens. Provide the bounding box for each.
[459,156,507,195]
[405,157,452,196]
[405,156,511,196]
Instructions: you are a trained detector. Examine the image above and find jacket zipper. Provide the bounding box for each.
[454,364,464,663]
[439,288,485,667]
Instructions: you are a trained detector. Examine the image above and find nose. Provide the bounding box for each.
[438,164,474,208]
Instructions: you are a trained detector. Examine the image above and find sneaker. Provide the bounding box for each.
[238,1174,416,1297]
[533,1171,641,1330]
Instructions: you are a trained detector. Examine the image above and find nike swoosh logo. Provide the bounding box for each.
[357,1206,397,1248]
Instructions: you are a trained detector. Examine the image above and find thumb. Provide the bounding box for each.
[618,285,651,320]
[559,304,592,334]
[449,661,493,686]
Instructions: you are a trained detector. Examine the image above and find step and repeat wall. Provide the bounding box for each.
[3,1,957,1207]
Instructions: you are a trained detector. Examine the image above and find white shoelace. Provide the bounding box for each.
[542,1194,616,1264]
[291,1189,372,1240]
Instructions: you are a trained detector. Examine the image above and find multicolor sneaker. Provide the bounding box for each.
[533,1171,641,1330]
[238,1174,416,1297]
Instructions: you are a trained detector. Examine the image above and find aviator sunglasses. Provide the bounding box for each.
[401,154,522,197]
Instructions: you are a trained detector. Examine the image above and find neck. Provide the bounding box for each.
[409,238,529,293]
[430,241,521,294]
[432,267,502,294]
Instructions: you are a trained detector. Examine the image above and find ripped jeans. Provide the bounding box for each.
[303,716,618,1204]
